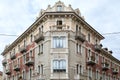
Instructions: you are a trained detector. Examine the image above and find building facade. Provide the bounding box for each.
[1,1,120,80]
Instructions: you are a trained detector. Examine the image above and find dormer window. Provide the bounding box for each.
[57,20,62,25]
[57,5,62,11]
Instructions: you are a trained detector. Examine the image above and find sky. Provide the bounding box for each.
[0,0,120,71]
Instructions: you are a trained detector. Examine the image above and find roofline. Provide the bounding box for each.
[1,11,104,55]
[101,49,120,64]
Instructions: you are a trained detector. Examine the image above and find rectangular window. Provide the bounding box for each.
[76,44,81,54]
[38,66,40,74]
[96,71,99,79]
[30,34,33,42]
[24,40,26,47]
[41,44,43,53]
[24,55,26,63]
[57,5,62,11]
[39,45,40,53]
[41,64,43,74]
[53,60,66,72]
[53,36,66,48]
[30,69,32,79]
[88,33,90,42]
[23,71,25,80]
[57,20,62,25]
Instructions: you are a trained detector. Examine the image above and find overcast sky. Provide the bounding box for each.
[0,0,120,71]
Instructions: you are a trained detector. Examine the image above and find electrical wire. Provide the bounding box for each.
[102,32,120,35]
[0,34,18,37]
[0,31,120,37]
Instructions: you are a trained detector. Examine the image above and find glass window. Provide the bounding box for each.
[76,64,79,74]
[57,5,62,11]
[53,60,66,72]
[96,70,99,79]
[88,33,90,42]
[41,64,43,74]
[53,36,66,48]
[38,66,40,74]
[30,69,32,79]
[30,34,33,42]
[24,39,26,47]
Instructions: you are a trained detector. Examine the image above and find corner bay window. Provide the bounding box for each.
[53,60,66,72]
[53,36,66,48]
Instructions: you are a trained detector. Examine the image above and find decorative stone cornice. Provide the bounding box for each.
[1,11,104,56]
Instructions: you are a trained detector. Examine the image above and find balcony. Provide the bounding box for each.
[20,45,27,53]
[25,56,34,66]
[34,33,44,43]
[94,44,101,52]
[50,24,69,31]
[75,31,86,42]
[14,64,20,71]
[102,62,109,71]
[112,68,119,75]
[5,69,11,75]
[87,56,96,66]
[10,54,16,60]
[2,59,7,66]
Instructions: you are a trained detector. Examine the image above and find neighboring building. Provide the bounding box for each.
[0,71,3,80]
[1,1,120,80]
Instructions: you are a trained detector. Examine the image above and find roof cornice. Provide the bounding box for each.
[1,11,104,55]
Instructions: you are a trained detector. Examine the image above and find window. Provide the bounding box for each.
[38,44,43,55]
[102,72,105,80]
[24,39,26,47]
[30,50,33,57]
[30,69,32,80]
[30,34,33,42]
[96,70,99,79]
[96,54,99,63]
[53,60,66,72]
[76,64,83,74]
[38,66,40,74]
[76,25,81,32]
[24,55,26,63]
[76,64,79,74]
[76,25,78,31]
[53,36,66,48]
[41,64,43,74]
[88,49,91,57]
[18,58,20,64]
[76,43,81,54]
[108,75,110,80]
[57,20,62,25]
[80,65,82,74]
[13,76,14,80]
[88,33,90,42]
[88,68,92,79]
[18,45,20,51]
[57,5,62,11]
[38,64,43,74]
[13,48,15,54]
[41,44,43,53]
[23,71,25,80]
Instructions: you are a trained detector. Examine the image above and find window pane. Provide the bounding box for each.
[53,36,66,48]
[57,5,62,11]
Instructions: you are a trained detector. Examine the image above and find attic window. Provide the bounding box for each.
[57,5,62,11]
[57,20,62,25]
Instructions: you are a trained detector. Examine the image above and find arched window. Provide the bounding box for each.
[57,5,62,11]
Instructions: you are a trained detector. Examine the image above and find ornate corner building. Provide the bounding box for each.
[1,1,120,80]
